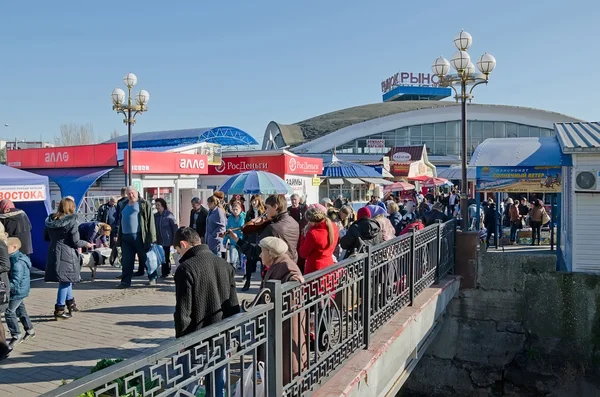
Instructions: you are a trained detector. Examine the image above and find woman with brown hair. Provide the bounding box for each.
[44,198,92,319]
[299,205,339,274]
[241,195,265,291]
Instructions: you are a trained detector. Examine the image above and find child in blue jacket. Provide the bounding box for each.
[5,237,35,348]
[223,202,246,268]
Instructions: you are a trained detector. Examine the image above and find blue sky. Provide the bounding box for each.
[0,0,598,144]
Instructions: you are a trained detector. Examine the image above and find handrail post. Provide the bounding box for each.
[363,249,372,349]
[265,280,283,397]
[409,228,416,306]
[436,220,442,283]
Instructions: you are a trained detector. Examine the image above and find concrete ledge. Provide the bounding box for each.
[313,276,461,397]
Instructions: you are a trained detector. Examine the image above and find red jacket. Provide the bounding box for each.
[299,220,339,275]
[399,220,425,236]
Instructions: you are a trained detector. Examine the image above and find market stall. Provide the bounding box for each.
[321,153,392,204]
[470,137,570,249]
[202,150,323,204]
[0,164,51,270]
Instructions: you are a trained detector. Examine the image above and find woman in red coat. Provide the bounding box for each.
[299,205,339,275]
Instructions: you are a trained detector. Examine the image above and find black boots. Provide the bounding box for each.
[242,279,251,292]
[66,298,80,314]
[54,305,72,320]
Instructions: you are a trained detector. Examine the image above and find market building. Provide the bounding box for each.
[262,71,582,173]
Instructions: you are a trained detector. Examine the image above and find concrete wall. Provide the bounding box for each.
[401,250,600,397]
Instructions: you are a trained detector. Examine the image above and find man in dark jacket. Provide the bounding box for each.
[117,186,157,288]
[173,227,239,397]
[189,197,208,243]
[424,203,448,226]
[0,200,33,256]
[96,197,118,230]
[340,206,383,259]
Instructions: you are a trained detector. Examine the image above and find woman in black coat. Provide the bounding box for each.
[0,199,33,256]
[0,225,11,360]
[44,198,91,320]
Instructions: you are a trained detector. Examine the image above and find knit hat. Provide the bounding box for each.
[0,199,15,213]
[366,204,387,218]
[213,191,225,201]
[259,236,288,257]
[506,198,514,204]
[357,207,371,220]
[309,203,328,213]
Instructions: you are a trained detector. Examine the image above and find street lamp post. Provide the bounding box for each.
[111,73,150,186]
[431,30,496,230]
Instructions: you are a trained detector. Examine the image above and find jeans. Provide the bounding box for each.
[510,221,519,241]
[5,299,33,338]
[162,245,171,277]
[121,233,156,286]
[530,221,542,245]
[57,282,73,306]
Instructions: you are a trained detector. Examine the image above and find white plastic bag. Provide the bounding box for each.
[235,361,265,397]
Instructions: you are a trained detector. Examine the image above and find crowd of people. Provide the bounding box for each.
[476,196,551,247]
[0,185,458,391]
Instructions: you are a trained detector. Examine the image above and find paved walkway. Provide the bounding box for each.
[0,264,258,396]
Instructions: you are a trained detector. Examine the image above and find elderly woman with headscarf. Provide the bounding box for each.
[258,237,307,383]
[0,200,33,257]
[299,204,339,275]
[366,204,396,241]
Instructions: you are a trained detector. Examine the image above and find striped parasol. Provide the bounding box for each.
[219,170,293,195]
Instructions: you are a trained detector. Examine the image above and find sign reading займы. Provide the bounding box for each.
[476,166,562,193]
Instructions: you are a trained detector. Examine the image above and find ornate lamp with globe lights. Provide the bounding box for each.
[431,30,496,230]
[111,73,150,185]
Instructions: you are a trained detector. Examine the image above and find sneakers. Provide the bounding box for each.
[8,336,22,349]
[23,330,36,342]
[147,279,157,286]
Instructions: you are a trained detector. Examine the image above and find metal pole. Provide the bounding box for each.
[460,78,469,231]
[127,104,133,186]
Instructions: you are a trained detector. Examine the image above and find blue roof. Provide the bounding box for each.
[555,122,600,153]
[469,137,572,167]
[323,160,382,178]
[104,126,259,149]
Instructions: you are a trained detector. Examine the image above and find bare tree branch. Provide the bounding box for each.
[110,129,120,139]
[55,123,96,146]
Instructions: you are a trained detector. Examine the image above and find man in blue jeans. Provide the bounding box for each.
[116,186,157,288]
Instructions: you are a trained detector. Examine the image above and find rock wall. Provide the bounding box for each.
[401,250,600,397]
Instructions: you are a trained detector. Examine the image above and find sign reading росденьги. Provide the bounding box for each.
[476,166,562,193]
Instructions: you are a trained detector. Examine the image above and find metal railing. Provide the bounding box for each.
[42,219,456,397]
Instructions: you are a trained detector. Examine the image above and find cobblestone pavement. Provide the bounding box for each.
[0,265,259,396]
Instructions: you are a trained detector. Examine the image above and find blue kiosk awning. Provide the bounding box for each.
[30,167,114,209]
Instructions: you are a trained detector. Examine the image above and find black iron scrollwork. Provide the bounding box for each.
[242,288,272,311]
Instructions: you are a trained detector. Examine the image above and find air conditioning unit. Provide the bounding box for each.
[574,168,599,192]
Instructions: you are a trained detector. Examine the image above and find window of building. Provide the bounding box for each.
[518,124,530,137]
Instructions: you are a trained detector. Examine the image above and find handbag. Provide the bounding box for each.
[542,210,551,225]
[235,361,265,397]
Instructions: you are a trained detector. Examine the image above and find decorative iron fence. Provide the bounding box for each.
[41,219,456,397]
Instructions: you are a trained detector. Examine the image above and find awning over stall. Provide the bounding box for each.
[30,167,114,209]
[470,137,571,167]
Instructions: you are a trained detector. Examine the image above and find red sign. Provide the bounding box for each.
[7,143,118,169]
[209,156,277,175]
[124,151,208,175]
[207,154,323,177]
[284,155,323,175]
